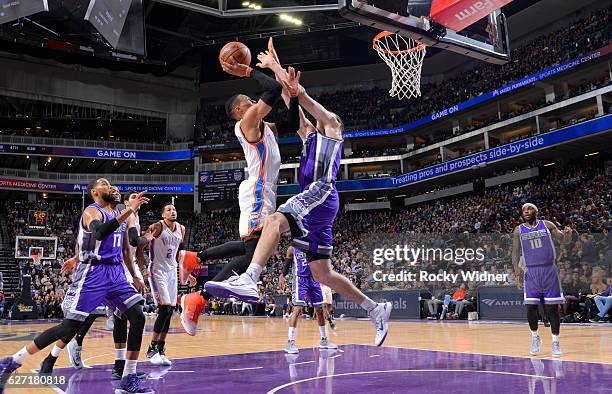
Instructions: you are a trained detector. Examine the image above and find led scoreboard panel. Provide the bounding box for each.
[198,169,244,202]
[28,210,48,229]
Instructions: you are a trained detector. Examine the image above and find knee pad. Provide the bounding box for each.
[153,305,173,333]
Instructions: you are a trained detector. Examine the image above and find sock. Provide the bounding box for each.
[245,264,263,282]
[122,359,137,378]
[115,348,127,361]
[319,325,327,339]
[12,347,30,364]
[360,297,377,312]
[552,334,559,343]
[157,340,166,351]
[531,330,539,337]
[50,345,63,358]
[288,327,296,341]
[149,340,158,349]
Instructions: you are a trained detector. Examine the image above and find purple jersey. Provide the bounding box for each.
[291,248,324,307]
[293,248,311,278]
[298,131,343,191]
[77,203,126,265]
[519,220,556,267]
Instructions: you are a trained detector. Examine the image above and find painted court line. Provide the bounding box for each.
[265,369,554,394]
[229,366,264,371]
[293,360,316,365]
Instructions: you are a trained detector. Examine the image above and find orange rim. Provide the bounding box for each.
[372,31,427,55]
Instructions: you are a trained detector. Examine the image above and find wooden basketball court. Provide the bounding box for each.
[1,315,610,393]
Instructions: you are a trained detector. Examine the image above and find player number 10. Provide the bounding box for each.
[529,238,542,249]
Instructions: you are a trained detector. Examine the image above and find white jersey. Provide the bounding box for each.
[235,120,281,238]
[150,220,184,273]
[124,215,141,283]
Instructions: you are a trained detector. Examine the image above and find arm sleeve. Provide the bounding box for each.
[273,97,300,135]
[89,219,120,241]
[282,258,293,276]
[128,227,147,248]
[250,70,282,107]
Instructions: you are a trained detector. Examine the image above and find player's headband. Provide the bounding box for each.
[522,203,538,213]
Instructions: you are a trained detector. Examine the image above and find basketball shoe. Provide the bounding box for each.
[530,335,541,355]
[285,340,299,354]
[39,354,58,375]
[552,341,563,357]
[115,373,154,394]
[204,274,260,303]
[178,251,200,286]
[67,340,83,369]
[180,292,208,336]
[319,338,338,350]
[369,302,392,346]
[0,357,21,393]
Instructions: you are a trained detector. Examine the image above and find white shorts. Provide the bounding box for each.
[238,179,277,238]
[321,285,333,305]
[148,263,178,306]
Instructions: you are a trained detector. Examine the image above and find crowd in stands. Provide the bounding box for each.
[199,6,611,145]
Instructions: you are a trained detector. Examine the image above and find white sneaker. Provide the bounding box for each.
[204,274,260,303]
[67,340,83,369]
[159,354,172,366]
[552,341,564,357]
[319,337,338,350]
[150,352,169,366]
[285,340,299,354]
[369,302,392,347]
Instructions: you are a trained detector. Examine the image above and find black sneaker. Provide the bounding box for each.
[589,315,603,323]
[146,345,157,359]
[39,355,57,376]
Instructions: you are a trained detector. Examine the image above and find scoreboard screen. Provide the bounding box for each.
[28,210,48,229]
[198,169,244,202]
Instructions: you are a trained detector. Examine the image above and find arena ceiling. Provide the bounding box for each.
[0,0,563,80]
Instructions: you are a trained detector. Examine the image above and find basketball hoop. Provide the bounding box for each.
[30,251,42,265]
[29,247,43,266]
[372,31,426,100]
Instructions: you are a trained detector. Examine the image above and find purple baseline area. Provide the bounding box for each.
[50,344,611,394]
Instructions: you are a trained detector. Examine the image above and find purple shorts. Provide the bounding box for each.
[278,182,339,258]
[292,275,324,307]
[524,265,564,305]
[62,263,143,321]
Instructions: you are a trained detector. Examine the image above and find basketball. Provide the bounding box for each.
[219,41,251,66]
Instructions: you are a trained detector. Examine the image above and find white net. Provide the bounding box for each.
[373,32,426,100]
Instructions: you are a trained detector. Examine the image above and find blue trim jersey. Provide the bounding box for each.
[235,120,281,238]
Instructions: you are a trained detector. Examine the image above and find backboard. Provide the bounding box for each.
[339,0,511,64]
[15,236,57,260]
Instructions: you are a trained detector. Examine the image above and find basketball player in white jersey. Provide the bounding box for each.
[180,39,304,335]
[146,202,189,366]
